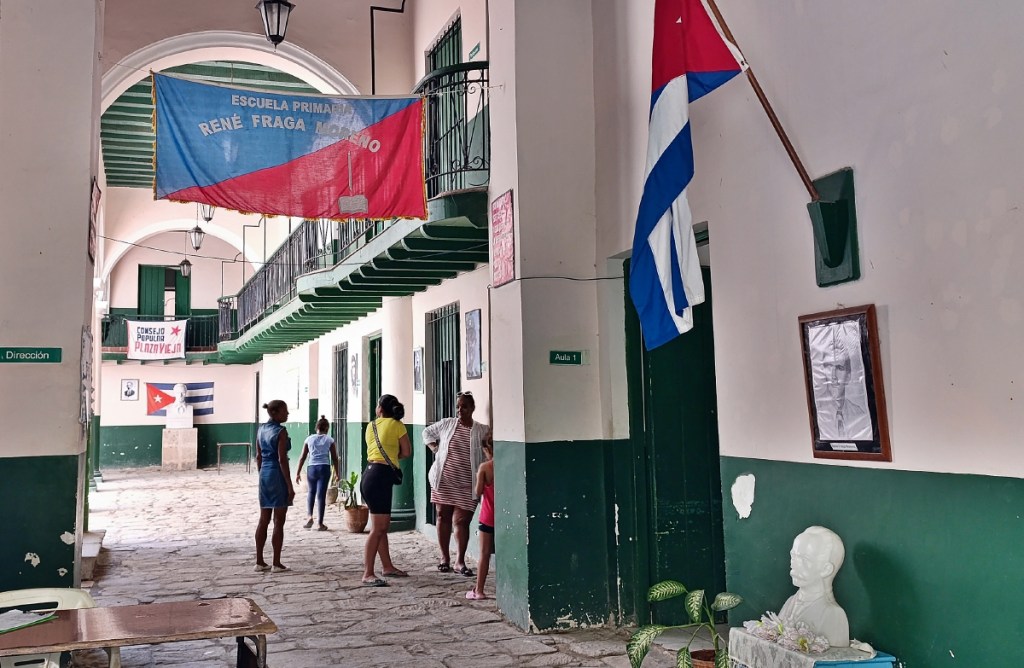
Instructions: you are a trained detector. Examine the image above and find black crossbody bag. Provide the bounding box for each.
[371,420,404,485]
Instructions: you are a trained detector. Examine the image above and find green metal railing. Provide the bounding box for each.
[100,314,220,351]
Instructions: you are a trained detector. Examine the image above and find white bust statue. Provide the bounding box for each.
[779,526,850,648]
[166,382,193,429]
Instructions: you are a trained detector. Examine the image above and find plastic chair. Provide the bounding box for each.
[0,588,121,668]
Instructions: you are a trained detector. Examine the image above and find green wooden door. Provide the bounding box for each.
[174,269,191,316]
[137,265,165,316]
[626,264,725,625]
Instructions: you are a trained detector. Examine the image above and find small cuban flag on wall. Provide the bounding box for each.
[146,382,215,416]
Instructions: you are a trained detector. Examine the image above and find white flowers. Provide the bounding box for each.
[743,612,830,654]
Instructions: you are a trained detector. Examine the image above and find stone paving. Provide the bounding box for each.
[75,467,676,668]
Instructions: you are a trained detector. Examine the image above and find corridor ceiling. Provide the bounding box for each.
[100,61,319,188]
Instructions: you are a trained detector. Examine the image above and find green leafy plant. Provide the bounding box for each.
[627,580,742,668]
[338,471,362,509]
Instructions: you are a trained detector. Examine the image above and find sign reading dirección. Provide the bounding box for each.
[0,347,63,363]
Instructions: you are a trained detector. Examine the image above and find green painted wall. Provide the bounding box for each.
[1,455,80,591]
[721,457,1024,667]
[495,439,621,632]
[100,422,254,468]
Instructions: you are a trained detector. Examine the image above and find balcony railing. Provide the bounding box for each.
[414,61,490,199]
[100,314,220,351]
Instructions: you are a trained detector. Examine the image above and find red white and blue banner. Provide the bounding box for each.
[153,73,427,220]
[127,320,187,360]
[629,0,746,350]
[147,382,215,416]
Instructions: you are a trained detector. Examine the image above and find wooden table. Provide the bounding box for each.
[0,598,277,668]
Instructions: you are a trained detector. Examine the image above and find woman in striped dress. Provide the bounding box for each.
[424,391,490,576]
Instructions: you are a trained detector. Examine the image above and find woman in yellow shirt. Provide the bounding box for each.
[360,394,412,586]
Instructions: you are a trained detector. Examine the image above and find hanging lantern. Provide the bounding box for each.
[257,0,295,47]
[198,202,216,223]
[188,225,206,252]
[179,258,192,277]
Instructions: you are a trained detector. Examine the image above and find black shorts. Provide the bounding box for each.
[478,522,494,534]
[360,463,394,515]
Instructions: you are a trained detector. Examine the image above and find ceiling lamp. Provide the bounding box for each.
[198,202,216,223]
[179,258,192,277]
[188,225,206,252]
[257,0,295,48]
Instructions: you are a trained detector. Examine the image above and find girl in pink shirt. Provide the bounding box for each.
[466,434,494,600]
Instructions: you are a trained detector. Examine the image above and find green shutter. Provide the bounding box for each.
[137,265,165,316]
[174,270,191,316]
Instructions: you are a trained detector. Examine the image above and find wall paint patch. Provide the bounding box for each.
[58,568,68,577]
[731,474,756,519]
[60,532,75,545]
[24,553,40,567]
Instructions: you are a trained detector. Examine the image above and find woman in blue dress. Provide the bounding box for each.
[254,399,295,572]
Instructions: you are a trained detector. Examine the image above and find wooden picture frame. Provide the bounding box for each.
[798,304,891,461]
[413,347,424,393]
[121,378,140,401]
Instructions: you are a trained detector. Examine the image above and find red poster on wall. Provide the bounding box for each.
[490,189,515,288]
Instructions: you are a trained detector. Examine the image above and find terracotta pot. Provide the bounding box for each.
[345,505,369,533]
[690,649,716,668]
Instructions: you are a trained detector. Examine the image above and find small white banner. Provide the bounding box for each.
[127,320,187,360]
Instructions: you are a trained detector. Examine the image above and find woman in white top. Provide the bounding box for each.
[295,415,340,531]
[423,391,490,576]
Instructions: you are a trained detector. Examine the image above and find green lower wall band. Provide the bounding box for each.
[720,457,1024,667]
[100,423,254,468]
[1,455,80,591]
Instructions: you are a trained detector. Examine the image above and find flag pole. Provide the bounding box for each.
[704,0,820,202]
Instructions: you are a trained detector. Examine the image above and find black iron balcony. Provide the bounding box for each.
[414,61,490,199]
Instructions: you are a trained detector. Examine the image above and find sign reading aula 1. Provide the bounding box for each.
[549,350,586,366]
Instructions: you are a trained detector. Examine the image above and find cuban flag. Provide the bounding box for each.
[146,382,215,417]
[153,73,426,221]
[629,0,746,350]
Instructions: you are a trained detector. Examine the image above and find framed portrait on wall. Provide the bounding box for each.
[413,347,424,393]
[121,378,139,401]
[798,304,891,461]
[466,309,483,380]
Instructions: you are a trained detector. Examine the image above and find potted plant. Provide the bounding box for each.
[627,580,742,668]
[338,471,369,533]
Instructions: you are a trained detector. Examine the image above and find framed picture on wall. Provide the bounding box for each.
[121,378,139,401]
[413,347,424,393]
[88,178,101,263]
[466,309,483,380]
[798,304,891,461]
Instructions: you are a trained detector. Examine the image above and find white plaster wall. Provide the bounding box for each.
[486,0,526,441]
[0,0,101,458]
[99,363,258,426]
[592,0,1024,478]
[411,0,489,80]
[409,267,492,425]
[313,296,416,428]
[261,345,311,421]
[102,0,415,97]
[513,1,603,443]
[108,233,245,310]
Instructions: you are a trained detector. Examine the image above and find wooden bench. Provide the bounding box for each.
[0,598,276,668]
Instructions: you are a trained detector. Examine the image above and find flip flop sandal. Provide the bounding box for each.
[272,565,289,573]
[317,524,329,531]
[458,566,475,577]
[253,564,270,573]
[303,519,314,529]
[362,578,389,587]
[465,590,487,600]
[382,569,409,578]
[437,563,452,573]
